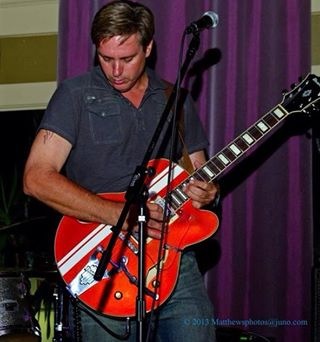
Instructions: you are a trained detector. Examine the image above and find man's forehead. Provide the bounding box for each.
[99,33,141,47]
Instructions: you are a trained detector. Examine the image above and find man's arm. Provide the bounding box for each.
[24,129,164,238]
[23,129,125,226]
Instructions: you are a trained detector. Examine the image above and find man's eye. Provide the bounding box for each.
[124,57,133,63]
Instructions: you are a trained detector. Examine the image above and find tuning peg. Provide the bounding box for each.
[282,89,288,95]
[290,83,297,89]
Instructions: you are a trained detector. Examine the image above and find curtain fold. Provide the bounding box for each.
[57,1,312,341]
[207,1,312,341]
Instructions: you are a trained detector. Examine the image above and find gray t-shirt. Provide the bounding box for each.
[40,66,208,193]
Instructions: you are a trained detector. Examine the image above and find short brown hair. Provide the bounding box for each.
[91,0,154,50]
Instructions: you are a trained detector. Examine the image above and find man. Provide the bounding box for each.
[24,1,218,341]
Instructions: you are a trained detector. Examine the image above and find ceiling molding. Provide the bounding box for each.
[0,0,58,36]
[0,0,57,8]
[312,0,320,12]
[0,82,57,111]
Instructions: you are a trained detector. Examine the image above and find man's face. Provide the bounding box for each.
[97,33,152,93]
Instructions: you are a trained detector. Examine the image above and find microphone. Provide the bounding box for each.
[185,11,219,34]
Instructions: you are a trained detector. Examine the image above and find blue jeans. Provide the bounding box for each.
[68,251,216,341]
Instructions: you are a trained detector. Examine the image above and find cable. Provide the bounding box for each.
[70,296,131,341]
[72,298,82,342]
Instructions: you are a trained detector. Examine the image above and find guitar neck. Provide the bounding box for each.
[168,104,289,211]
[191,104,289,184]
[168,73,320,210]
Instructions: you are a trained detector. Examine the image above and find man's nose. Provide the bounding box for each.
[112,61,123,77]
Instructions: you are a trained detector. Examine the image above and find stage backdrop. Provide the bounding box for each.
[57,1,312,341]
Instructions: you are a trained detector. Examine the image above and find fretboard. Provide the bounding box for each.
[168,104,289,211]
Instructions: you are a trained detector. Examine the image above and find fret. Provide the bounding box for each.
[210,157,225,171]
[222,148,237,162]
[174,188,187,203]
[169,192,183,208]
[264,112,279,127]
[193,165,216,182]
[242,133,254,145]
[273,107,287,119]
[176,187,188,201]
[192,173,203,181]
[202,165,216,178]
[206,160,221,174]
[248,126,263,140]
[194,169,211,182]
[229,143,242,156]
[217,153,230,165]
[234,137,250,151]
[256,121,269,132]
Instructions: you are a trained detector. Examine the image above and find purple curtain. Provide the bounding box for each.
[58,1,312,341]
[206,2,312,342]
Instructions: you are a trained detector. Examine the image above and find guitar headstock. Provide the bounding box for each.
[282,74,320,115]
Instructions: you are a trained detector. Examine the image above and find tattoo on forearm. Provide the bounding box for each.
[43,130,54,144]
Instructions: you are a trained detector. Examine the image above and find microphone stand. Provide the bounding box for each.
[94,31,200,342]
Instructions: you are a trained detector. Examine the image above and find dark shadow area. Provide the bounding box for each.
[187,48,222,101]
[194,237,221,275]
[148,42,222,102]
[0,110,58,272]
[146,40,157,70]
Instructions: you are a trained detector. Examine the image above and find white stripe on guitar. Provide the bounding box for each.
[148,162,184,196]
[58,224,113,276]
[57,223,106,266]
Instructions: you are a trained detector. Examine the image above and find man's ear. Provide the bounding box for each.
[145,40,153,58]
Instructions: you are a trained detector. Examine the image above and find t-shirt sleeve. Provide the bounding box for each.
[39,81,78,146]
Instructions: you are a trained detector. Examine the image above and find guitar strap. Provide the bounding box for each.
[163,81,195,174]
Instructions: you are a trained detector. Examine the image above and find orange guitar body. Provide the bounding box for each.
[54,158,219,317]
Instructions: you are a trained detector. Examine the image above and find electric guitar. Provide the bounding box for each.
[55,74,320,317]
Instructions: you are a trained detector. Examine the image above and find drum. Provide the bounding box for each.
[0,272,41,341]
